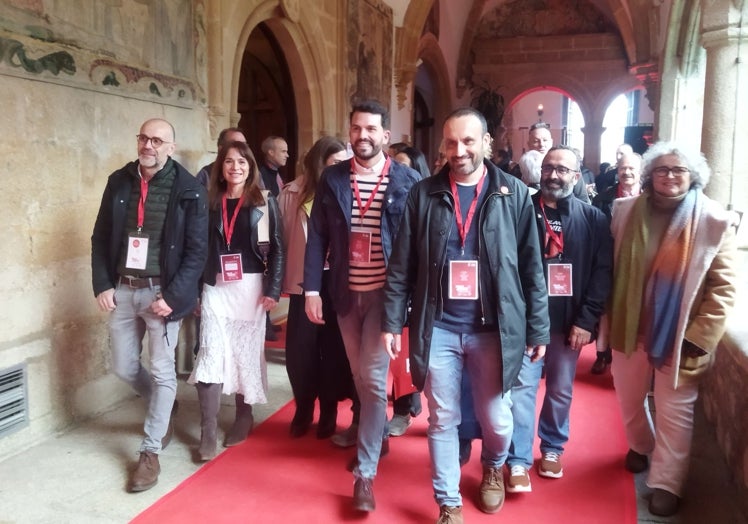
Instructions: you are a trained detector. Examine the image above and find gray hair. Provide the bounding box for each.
[518,149,543,186]
[640,141,711,190]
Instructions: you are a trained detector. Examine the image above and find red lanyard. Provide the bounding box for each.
[449,166,487,251]
[540,199,564,257]
[137,176,149,231]
[352,157,391,224]
[222,194,245,250]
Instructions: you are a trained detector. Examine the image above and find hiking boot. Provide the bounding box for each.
[437,505,463,524]
[649,488,680,516]
[353,477,375,512]
[331,423,358,448]
[624,449,649,473]
[388,414,413,437]
[539,451,563,478]
[129,451,160,492]
[478,466,505,514]
[507,464,532,493]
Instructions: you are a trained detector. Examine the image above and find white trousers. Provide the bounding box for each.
[611,349,699,496]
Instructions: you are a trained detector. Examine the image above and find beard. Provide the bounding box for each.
[353,138,382,161]
[448,153,483,177]
[541,178,574,200]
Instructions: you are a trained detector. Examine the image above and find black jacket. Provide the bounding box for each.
[91,158,209,321]
[532,191,612,338]
[382,160,551,393]
[202,194,285,300]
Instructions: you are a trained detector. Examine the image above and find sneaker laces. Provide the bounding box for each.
[510,465,527,477]
[544,451,561,463]
[483,466,501,485]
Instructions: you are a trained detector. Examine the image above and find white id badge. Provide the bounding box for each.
[350,228,372,263]
[220,253,243,282]
[125,233,149,270]
[448,260,479,300]
[547,263,573,296]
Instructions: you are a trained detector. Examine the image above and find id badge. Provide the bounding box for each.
[448,260,479,300]
[547,263,573,296]
[220,253,243,282]
[125,232,149,270]
[349,228,372,263]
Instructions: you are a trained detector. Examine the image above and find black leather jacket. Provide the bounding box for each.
[382,160,551,393]
[202,193,285,300]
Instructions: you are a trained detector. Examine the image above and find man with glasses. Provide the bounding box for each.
[91,118,208,492]
[505,144,612,493]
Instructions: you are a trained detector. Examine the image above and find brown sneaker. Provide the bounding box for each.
[507,464,532,493]
[353,477,375,512]
[129,451,160,492]
[437,505,463,524]
[478,466,505,513]
[539,451,563,478]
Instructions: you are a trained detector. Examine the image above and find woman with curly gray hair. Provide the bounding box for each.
[604,141,738,517]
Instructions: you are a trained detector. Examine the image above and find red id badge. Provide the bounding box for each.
[448,260,479,300]
[349,228,372,263]
[547,263,573,296]
[220,253,243,282]
[126,232,149,270]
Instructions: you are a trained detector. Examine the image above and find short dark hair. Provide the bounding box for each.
[217,127,245,148]
[529,122,551,131]
[350,100,390,129]
[546,144,581,171]
[444,108,488,135]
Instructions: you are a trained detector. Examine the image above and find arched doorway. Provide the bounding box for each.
[237,23,298,183]
[600,88,654,163]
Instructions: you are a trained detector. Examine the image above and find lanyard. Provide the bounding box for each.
[540,199,564,257]
[222,194,246,250]
[352,157,391,225]
[449,166,487,253]
[137,176,149,231]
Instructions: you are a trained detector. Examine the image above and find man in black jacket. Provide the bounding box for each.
[506,145,612,493]
[381,108,549,523]
[91,118,208,492]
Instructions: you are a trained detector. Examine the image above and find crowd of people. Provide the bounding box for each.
[91,102,738,524]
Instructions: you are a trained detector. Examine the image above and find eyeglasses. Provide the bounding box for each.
[652,166,689,177]
[540,164,576,176]
[136,134,172,148]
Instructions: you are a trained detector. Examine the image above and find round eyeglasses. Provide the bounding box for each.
[136,134,172,148]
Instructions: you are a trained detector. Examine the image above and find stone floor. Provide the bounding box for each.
[0,349,746,523]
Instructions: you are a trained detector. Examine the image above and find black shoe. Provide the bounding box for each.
[649,488,680,516]
[624,449,649,473]
[590,355,610,375]
[316,411,337,439]
[353,477,375,512]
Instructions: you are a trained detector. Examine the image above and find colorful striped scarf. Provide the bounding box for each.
[610,189,700,367]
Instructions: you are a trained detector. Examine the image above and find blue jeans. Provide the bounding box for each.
[508,331,581,468]
[337,289,390,479]
[425,326,513,507]
[110,283,181,453]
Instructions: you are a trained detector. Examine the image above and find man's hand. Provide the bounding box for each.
[151,295,173,317]
[382,332,401,359]
[305,295,325,325]
[96,288,116,312]
[525,344,546,363]
[568,325,592,351]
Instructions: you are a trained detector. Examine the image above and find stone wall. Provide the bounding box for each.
[701,250,748,511]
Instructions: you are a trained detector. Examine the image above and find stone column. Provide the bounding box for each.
[581,122,605,172]
[699,2,748,214]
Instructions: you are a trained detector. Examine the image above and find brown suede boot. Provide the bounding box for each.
[196,382,222,461]
[224,393,254,447]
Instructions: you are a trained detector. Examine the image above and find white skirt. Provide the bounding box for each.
[188,273,268,404]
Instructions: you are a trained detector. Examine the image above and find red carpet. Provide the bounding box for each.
[133,349,636,524]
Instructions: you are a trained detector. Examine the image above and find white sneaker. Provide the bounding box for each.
[507,465,532,493]
[387,414,412,437]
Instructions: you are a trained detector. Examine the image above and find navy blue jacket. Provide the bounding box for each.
[91,158,209,321]
[532,191,613,338]
[303,157,420,316]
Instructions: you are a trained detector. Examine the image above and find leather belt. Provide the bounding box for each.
[119,276,161,289]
